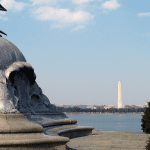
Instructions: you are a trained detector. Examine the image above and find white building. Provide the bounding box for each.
[118,81,122,108]
[104,105,117,109]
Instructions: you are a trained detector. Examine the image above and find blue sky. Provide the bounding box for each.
[0,0,150,106]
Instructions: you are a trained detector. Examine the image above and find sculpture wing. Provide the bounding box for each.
[0,5,7,37]
[0,4,7,11]
[0,30,7,36]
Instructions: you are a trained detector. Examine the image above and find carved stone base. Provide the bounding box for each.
[0,113,94,150]
[0,113,43,133]
[0,133,69,150]
[0,113,69,150]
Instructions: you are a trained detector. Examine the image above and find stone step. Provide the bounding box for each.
[26,114,77,127]
[0,114,94,150]
[44,124,94,139]
[0,133,70,150]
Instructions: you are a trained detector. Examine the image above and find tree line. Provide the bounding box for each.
[57,106,146,113]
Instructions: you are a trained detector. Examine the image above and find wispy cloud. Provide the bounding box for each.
[101,0,120,10]
[0,0,27,11]
[32,6,93,26]
[71,25,85,32]
[137,12,150,17]
[0,15,8,20]
[72,0,94,5]
[30,0,56,6]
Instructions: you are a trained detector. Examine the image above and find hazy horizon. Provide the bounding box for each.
[55,104,147,106]
[0,0,150,106]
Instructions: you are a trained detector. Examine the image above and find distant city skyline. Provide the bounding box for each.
[55,104,148,110]
[56,104,148,107]
[0,0,150,106]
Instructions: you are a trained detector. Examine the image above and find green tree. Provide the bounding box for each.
[141,102,150,134]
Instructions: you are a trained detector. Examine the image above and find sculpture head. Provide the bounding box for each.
[0,37,61,115]
[0,37,36,113]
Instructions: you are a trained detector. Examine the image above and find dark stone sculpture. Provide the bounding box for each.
[0,4,62,115]
[0,37,62,115]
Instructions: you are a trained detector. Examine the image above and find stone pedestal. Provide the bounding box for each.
[0,113,70,149]
[0,113,94,150]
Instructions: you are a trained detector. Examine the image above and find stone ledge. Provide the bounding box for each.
[0,133,69,150]
[0,133,69,145]
[0,114,44,133]
[45,124,94,139]
[42,119,78,127]
[25,114,77,128]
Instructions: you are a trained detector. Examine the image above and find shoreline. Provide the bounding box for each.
[64,112,144,115]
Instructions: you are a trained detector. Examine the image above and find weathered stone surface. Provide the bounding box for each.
[25,114,77,127]
[45,124,94,138]
[0,133,69,150]
[0,37,26,70]
[0,114,44,133]
[66,130,150,150]
[0,37,62,115]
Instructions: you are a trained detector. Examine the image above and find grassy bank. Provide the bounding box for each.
[64,112,144,115]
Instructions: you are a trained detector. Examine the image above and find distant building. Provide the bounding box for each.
[104,105,117,109]
[118,81,122,108]
[86,105,92,108]
[97,105,105,109]
[91,106,97,110]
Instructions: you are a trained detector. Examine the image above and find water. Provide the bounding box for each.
[67,114,144,133]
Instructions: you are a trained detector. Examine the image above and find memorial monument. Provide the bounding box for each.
[118,81,122,108]
[0,4,94,150]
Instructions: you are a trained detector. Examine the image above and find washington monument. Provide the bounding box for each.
[118,81,122,108]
